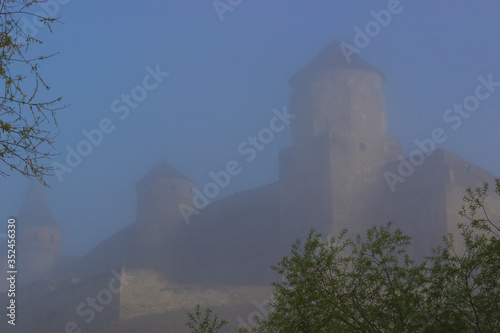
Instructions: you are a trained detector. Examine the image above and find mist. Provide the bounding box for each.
[0,1,499,332]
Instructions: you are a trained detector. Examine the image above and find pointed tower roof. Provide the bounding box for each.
[290,39,385,88]
[137,161,192,186]
[17,182,60,229]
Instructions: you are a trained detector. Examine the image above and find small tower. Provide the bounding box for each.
[17,182,61,282]
[136,161,194,247]
[279,40,401,248]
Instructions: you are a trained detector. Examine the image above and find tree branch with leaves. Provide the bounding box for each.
[188,179,500,332]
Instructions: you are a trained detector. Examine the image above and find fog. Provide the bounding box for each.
[0,1,499,331]
[2,1,500,256]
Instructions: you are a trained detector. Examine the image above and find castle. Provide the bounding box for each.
[2,40,499,332]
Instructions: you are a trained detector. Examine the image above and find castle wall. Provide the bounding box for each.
[383,150,500,258]
[327,69,389,237]
[443,152,500,254]
[0,270,122,333]
[279,138,333,248]
[16,225,61,285]
[280,67,393,246]
[137,177,194,246]
[119,269,272,321]
[383,153,450,259]
[17,252,59,285]
[20,225,60,254]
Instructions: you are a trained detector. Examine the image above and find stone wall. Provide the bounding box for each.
[119,269,272,321]
[0,269,122,333]
[279,66,391,247]
[443,151,500,254]
[137,177,194,247]
[383,150,500,258]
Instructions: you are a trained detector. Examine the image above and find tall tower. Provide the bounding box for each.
[279,40,401,248]
[17,182,61,282]
[136,161,194,248]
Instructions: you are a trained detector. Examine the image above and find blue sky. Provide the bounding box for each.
[1,0,499,256]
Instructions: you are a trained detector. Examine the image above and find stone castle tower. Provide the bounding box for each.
[17,183,61,283]
[136,161,194,247]
[279,41,402,247]
[278,40,500,255]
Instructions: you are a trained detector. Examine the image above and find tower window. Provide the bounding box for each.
[50,234,55,244]
[359,142,366,152]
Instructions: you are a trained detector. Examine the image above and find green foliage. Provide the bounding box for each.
[185,304,228,333]
[424,179,500,331]
[256,224,428,333]
[0,0,66,184]
[190,179,500,332]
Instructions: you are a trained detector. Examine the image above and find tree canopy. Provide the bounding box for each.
[187,178,500,332]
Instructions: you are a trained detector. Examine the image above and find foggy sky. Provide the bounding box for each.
[1,0,499,256]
